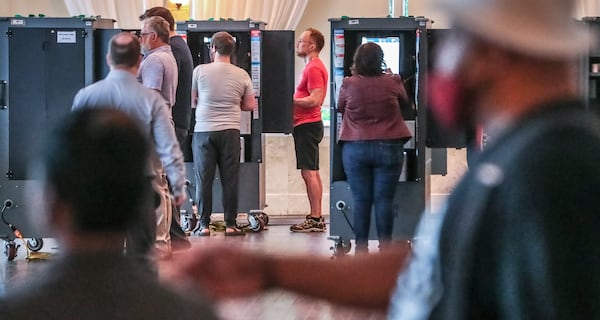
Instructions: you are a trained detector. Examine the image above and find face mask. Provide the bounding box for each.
[141,46,149,57]
[427,33,473,130]
[428,73,467,129]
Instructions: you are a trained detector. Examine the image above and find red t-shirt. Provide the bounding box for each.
[293,58,328,127]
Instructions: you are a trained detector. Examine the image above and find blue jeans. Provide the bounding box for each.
[342,140,404,249]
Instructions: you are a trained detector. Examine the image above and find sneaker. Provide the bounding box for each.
[305,214,325,223]
[306,215,326,230]
[290,216,326,233]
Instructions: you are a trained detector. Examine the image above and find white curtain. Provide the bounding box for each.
[63,0,307,30]
[143,0,166,11]
[191,0,308,30]
[63,0,144,29]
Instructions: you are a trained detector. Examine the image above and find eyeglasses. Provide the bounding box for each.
[139,31,154,38]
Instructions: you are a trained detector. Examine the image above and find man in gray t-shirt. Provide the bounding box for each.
[191,31,256,237]
[138,16,178,110]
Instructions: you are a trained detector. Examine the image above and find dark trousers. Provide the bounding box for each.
[125,179,158,277]
[342,140,404,248]
[170,126,189,240]
[192,129,241,228]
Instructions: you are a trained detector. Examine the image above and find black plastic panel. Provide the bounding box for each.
[8,28,85,180]
[425,29,468,148]
[261,30,294,134]
[8,28,48,180]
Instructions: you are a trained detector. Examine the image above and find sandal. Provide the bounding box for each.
[193,227,210,237]
[224,227,245,236]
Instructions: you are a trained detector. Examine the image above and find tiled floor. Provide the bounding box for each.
[0,217,387,320]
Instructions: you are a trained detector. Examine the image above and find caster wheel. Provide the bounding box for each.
[335,240,351,254]
[5,242,17,261]
[329,239,351,258]
[181,215,198,233]
[247,214,264,232]
[27,238,44,252]
[258,212,269,226]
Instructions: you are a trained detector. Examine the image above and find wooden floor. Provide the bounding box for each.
[0,217,387,320]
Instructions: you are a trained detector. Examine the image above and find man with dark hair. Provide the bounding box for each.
[140,6,194,251]
[0,108,217,320]
[170,0,600,319]
[289,27,328,233]
[73,32,186,264]
[190,31,256,236]
[138,16,180,257]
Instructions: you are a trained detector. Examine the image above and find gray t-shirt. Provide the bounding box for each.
[192,61,254,132]
[138,45,178,109]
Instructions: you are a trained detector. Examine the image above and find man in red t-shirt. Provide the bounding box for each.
[290,28,329,233]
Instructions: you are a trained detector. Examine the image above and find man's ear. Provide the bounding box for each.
[106,53,111,67]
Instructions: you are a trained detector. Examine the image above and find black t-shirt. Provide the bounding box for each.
[431,100,600,319]
[169,36,194,132]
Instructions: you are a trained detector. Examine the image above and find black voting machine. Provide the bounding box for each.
[0,17,117,257]
[327,17,467,252]
[175,20,295,215]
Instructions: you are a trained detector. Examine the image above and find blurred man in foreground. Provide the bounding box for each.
[168,0,600,318]
[0,108,216,320]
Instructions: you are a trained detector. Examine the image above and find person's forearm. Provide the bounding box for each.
[192,90,198,107]
[294,96,321,108]
[265,245,410,310]
[241,95,257,111]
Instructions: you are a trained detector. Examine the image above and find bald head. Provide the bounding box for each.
[108,32,141,68]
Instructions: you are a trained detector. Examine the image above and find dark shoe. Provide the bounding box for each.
[224,227,245,236]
